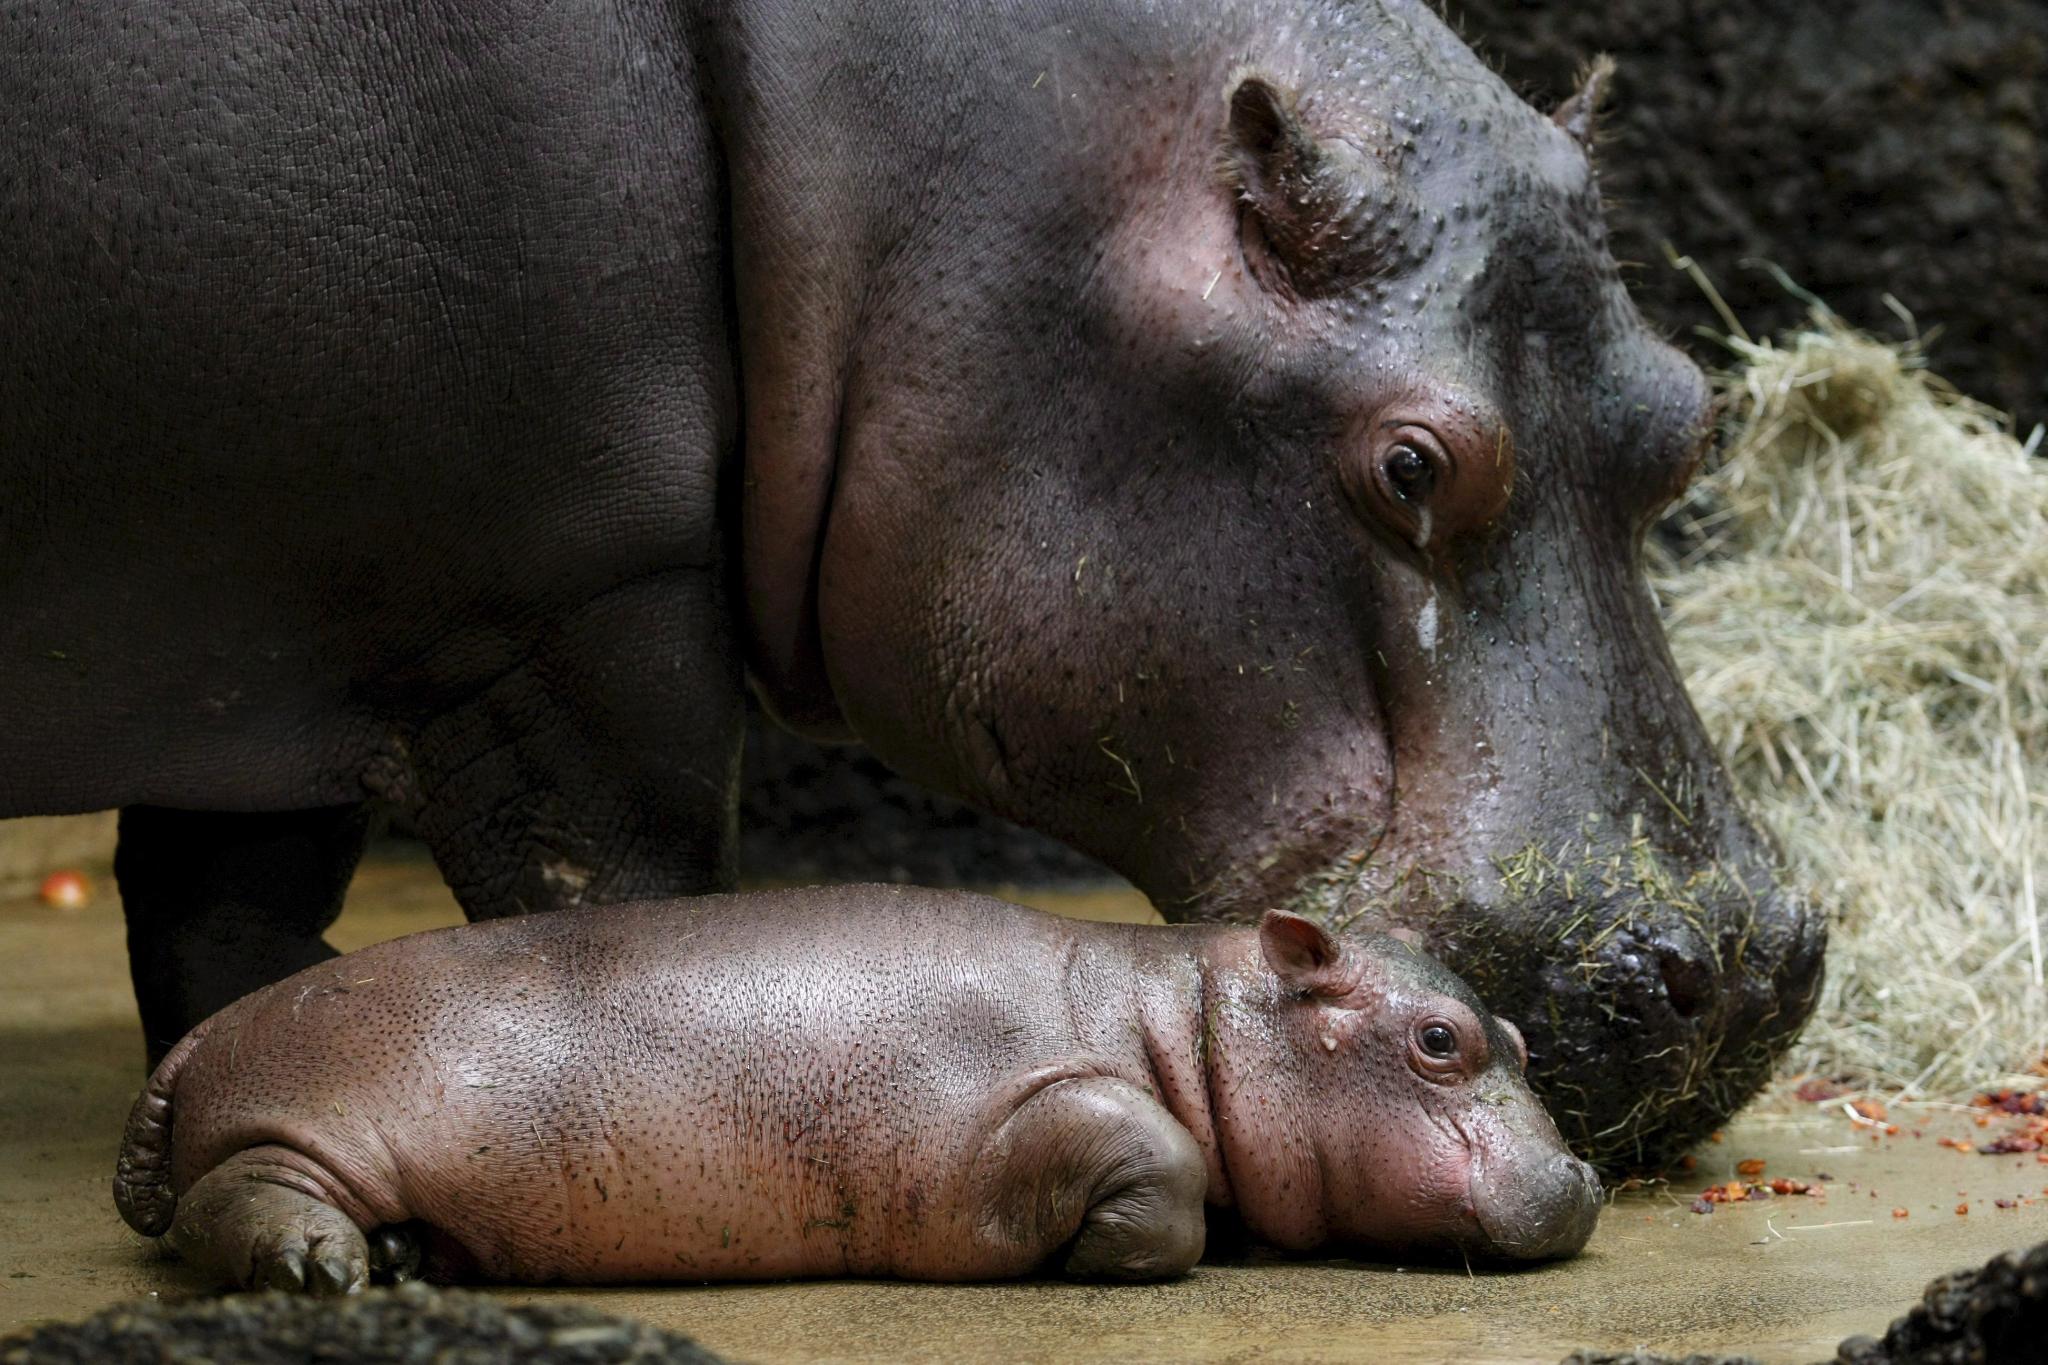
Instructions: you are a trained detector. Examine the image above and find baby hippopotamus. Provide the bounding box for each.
[114,886,1599,1292]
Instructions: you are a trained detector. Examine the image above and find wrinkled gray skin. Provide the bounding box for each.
[114,887,1598,1290]
[0,0,1820,1166]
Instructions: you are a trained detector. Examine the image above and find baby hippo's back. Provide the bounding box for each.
[162,886,1154,1282]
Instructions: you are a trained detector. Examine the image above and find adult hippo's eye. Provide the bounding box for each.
[1420,1023,1457,1057]
[1386,444,1437,504]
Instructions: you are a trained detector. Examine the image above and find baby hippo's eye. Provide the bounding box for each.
[1409,1015,1473,1080]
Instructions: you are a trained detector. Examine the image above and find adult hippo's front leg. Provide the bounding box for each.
[397,568,746,925]
[118,805,373,1066]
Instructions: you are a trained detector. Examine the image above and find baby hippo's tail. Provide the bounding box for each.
[113,1022,212,1236]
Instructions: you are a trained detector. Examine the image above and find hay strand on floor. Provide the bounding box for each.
[1650,316,2048,1098]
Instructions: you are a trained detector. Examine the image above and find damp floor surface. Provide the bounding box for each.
[5,852,2046,1364]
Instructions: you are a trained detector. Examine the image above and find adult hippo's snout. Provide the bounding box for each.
[1510,881,1828,1167]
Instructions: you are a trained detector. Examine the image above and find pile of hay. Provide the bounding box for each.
[1651,316,2047,1098]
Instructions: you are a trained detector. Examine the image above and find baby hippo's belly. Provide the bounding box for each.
[392,1098,992,1284]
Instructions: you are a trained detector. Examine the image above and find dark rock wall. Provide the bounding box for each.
[1445,0,2047,430]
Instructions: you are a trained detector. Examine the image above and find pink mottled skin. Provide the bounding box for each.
[113,886,1597,1292]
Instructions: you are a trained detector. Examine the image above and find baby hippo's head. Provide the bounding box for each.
[1211,911,1600,1262]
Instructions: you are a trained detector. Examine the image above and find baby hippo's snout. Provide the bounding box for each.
[1468,1147,1601,1261]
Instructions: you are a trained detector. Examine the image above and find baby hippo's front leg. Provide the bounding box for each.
[978,1077,1208,1281]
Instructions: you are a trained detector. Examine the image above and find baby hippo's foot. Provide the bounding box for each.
[167,1146,370,1295]
[992,1077,1208,1282]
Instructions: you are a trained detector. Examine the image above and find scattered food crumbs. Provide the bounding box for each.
[1982,1136,2040,1155]
[1737,1158,1767,1177]
[1690,1176,1822,1212]
[1848,1099,1888,1124]
[1892,1208,1909,1219]
[1956,1203,1969,1216]
[1996,1198,2017,1209]
[1939,1137,1975,1152]
[1973,1089,2048,1116]
[1710,1131,1726,1144]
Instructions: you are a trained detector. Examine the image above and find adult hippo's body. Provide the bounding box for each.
[0,0,1821,1165]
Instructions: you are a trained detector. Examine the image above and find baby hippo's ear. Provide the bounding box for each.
[1495,1016,1529,1071]
[1259,910,1360,998]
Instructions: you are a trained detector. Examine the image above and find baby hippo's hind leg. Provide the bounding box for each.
[990,1077,1207,1282]
[168,1147,370,1296]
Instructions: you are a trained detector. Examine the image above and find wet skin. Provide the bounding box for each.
[1,0,1820,1164]
[114,887,1597,1291]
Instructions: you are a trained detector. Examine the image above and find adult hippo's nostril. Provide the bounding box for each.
[1656,945,1713,1020]
[1602,922,1718,1031]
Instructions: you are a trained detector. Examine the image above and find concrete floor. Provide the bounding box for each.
[4,853,2046,1364]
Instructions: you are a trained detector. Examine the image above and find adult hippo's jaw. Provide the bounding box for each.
[736,1,1821,1170]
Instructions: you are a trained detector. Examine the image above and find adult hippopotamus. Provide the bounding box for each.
[114,887,1599,1290]
[0,0,1821,1166]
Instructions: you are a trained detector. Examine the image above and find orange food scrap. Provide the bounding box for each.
[1849,1099,1888,1124]
[1996,1198,2017,1209]
[1736,1158,1767,1177]
[1892,1207,1909,1219]
[1956,1202,1969,1216]
[37,869,89,909]
[1769,1178,1814,1196]
[1709,1131,1726,1144]
[1939,1138,1975,1153]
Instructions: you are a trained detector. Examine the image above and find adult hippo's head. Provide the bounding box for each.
[732,0,1823,1168]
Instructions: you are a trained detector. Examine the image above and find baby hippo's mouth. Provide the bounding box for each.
[1464,1147,1602,1261]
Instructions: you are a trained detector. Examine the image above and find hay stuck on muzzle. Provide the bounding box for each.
[1651,315,2047,1098]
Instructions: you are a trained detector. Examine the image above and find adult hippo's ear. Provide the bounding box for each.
[1259,910,1362,999]
[1551,54,1617,148]
[1221,73,1411,298]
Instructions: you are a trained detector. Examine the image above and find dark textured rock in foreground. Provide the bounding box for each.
[1833,1239,2048,1364]
[0,1283,726,1365]
[1560,1239,2048,1364]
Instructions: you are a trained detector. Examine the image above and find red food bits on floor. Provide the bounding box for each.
[37,870,89,909]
